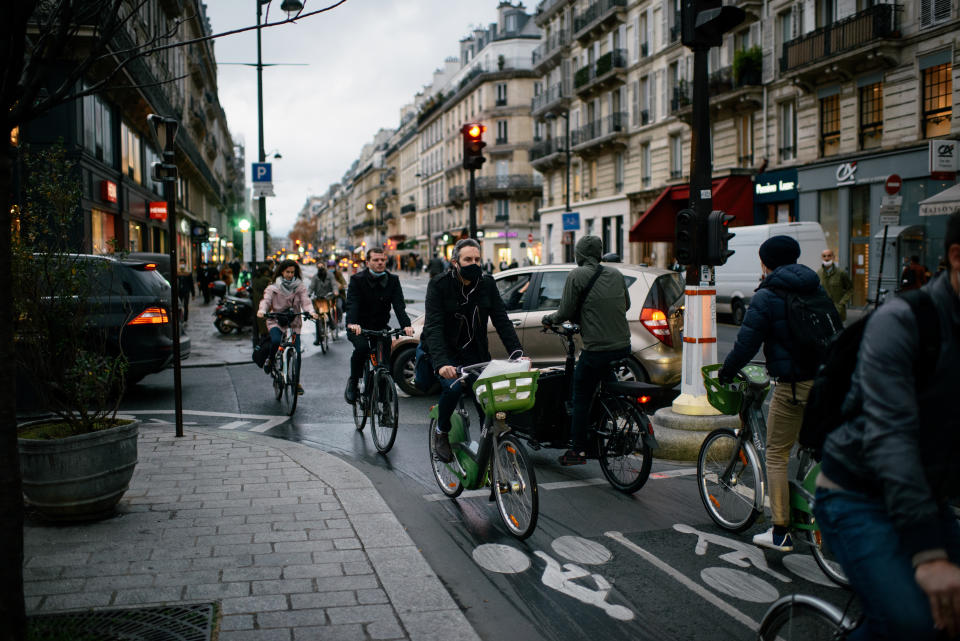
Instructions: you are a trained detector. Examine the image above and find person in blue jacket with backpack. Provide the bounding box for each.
[718,235,841,552]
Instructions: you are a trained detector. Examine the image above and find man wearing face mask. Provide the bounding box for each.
[344,248,414,404]
[541,236,631,466]
[817,248,854,322]
[422,238,525,462]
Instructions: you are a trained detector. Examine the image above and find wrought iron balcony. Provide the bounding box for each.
[573,112,628,152]
[535,0,568,26]
[532,30,570,72]
[573,0,627,43]
[532,81,572,117]
[475,174,544,198]
[529,136,570,168]
[447,185,465,205]
[574,49,628,96]
[400,203,416,214]
[780,4,901,81]
[670,83,691,113]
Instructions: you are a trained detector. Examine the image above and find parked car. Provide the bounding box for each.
[59,255,190,384]
[390,263,684,396]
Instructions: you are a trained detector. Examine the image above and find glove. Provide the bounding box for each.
[717,368,733,386]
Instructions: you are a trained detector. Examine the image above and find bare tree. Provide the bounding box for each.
[0,2,346,638]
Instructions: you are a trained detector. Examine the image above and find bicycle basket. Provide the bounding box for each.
[472,370,540,415]
[701,364,745,415]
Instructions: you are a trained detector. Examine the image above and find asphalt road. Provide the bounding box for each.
[121,274,846,641]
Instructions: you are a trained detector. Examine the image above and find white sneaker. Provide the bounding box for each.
[752,527,794,552]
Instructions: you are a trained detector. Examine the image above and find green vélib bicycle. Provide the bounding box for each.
[697,363,848,587]
[428,362,541,540]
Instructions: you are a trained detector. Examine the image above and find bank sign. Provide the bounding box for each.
[929,140,958,179]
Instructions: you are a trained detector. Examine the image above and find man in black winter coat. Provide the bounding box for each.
[344,248,413,404]
[422,238,525,462]
[719,235,840,553]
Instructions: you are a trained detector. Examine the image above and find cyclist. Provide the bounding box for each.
[814,211,960,641]
[331,260,347,326]
[308,263,339,345]
[421,238,525,463]
[256,259,318,395]
[540,235,631,466]
[717,235,839,552]
[344,247,413,404]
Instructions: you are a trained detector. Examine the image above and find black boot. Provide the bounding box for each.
[344,378,358,404]
[433,430,453,463]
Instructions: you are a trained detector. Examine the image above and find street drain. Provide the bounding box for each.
[28,602,216,641]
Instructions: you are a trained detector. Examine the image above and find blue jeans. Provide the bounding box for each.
[436,375,466,433]
[813,487,960,641]
[269,327,301,356]
[570,348,630,451]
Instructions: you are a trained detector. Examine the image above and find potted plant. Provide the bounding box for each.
[14,145,137,522]
[733,45,763,86]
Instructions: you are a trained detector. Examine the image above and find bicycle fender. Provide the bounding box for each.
[428,404,439,420]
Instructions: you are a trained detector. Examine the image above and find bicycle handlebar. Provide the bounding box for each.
[541,321,580,336]
[357,327,406,338]
[264,310,313,319]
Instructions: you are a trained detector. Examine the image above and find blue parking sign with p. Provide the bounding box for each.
[252,163,272,183]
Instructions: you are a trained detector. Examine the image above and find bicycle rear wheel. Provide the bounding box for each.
[353,369,369,432]
[757,595,850,641]
[697,428,763,532]
[272,352,284,401]
[428,417,463,498]
[371,373,399,454]
[596,400,652,494]
[318,318,328,354]
[492,433,539,540]
[281,347,299,416]
[807,528,849,587]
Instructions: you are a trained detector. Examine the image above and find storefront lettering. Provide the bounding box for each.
[100,180,118,203]
[755,180,796,195]
[835,162,857,185]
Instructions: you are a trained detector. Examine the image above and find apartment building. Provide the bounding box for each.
[17,1,243,269]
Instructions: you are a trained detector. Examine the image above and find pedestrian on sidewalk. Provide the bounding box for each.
[198,262,213,304]
[177,261,194,324]
[817,248,854,322]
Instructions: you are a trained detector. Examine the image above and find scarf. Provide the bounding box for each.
[276,276,301,294]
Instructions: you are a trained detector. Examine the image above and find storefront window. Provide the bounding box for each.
[850,185,871,308]
[91,209,116,254]
[128,221,142,252]
[819,189,840,254]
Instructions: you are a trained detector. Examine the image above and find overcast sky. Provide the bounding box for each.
[205,0,508,237]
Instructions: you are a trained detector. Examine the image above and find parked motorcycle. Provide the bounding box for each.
[213,291,254,334]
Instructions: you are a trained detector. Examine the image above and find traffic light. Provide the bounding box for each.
[705,210,736,266]
[675,208,698,265]
[682,0,745,48]
[462,123,487,170]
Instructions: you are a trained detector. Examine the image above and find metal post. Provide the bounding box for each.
[468,168,478,239]
[256,0,268,261]
[875,224,889,309]
[164,154,184,438]
[564,113,571,213]
[688,45,712,288]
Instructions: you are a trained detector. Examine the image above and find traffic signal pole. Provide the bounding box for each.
[468,168,478,240]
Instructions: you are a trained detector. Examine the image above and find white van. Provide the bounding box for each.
[715,222,826,324]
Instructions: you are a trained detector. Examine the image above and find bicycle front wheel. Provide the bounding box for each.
[697,428,763,532]
[492,433,539,540]
[281,347,299,416]
[807,529,849,588]
[596,401,652,494]
[757,595,849,641]
[353,370,368,432]
[371,373,399,454]
[428,417,463,498]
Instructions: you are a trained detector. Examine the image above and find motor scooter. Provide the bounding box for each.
[213,284,254,334]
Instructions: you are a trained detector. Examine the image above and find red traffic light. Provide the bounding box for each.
[464,123,485,139]
[462,123,487,170]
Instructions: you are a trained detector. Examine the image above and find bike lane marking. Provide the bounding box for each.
[121,409,288,433]
[605,530,761,631]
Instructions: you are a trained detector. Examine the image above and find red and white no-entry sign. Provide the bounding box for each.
[885,174,902,195]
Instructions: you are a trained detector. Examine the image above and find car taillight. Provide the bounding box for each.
[640,307,672,347]
[144,263,157,271]
[128,307,169,325]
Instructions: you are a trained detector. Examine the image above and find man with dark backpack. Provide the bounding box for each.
[542,236,631,466]
[719,235,841,552]
[812,211,960,641]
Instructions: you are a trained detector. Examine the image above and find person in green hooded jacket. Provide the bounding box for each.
[817,248,853,322]
[542,235,631,465]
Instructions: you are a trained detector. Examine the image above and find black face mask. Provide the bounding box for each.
[458,263,483,283]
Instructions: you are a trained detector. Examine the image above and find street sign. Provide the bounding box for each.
[562,212,580,231]
[251,163,272,183]
[252,183,275,198]
[255,230,265,262]
[527,233,534,243]
[885,174,902,195]
[879,194,902,226]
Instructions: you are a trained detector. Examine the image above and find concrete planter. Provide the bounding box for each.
[18,419,139,521]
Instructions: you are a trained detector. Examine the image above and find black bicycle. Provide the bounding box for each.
[264,310,311,416]
[353,327,405,454]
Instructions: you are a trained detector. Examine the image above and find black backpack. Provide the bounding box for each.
[772,287,843,379]
[798,288,941,458]
[252,334,273,368]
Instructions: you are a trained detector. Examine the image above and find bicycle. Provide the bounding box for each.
[696,363,848,587]
[508,322,670,494]
[757,592,861,640]
[311,295,337,354]
[352,327,405,454]
[264,310,311,417]
[428,361,540,539]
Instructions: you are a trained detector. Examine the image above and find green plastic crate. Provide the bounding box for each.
[473,369,540,415]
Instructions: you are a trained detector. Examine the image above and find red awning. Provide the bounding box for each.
[629,175,754,243]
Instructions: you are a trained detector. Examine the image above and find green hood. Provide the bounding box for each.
[575,235,602,267]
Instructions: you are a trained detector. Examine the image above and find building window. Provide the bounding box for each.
[496,199,509,222]
[121,122,142,184]
[496,83,507,106]
[670,134,682,179]
[736,114,753,167]
[91,209,116,254]
[859,82,883,149]
[922,62,952,138]
[496,120,508,144]
[920,0,951,27]
[641,143,651,187]
[820,94,841,157]
[615,153,624,192]
[83,93,115,167]
[779,101,796,161]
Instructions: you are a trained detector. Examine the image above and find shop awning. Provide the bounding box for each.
[629,175,754,243]
[919,183,960,216]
